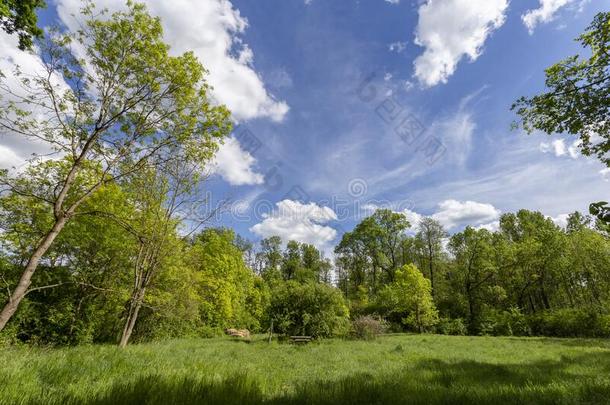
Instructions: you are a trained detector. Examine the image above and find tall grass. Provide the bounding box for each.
[1,335,610,404]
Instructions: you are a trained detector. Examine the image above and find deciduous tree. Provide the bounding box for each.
[0,2,231,331]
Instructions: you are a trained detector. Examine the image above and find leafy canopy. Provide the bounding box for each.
[0,0,45,50]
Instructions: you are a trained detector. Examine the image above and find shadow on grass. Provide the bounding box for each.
[26,353,610,405]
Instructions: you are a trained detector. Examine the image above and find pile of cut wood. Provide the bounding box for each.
[225,328,250,339]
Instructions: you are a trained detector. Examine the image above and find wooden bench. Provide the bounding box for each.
[290,335,313,344]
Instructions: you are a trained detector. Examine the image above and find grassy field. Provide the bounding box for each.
[1,334,610,404]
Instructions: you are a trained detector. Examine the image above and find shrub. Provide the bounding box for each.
[267,281,350,338]
[479,308,531,337]
[529,308,609,338]
[351,316,388,340]
[436,318,467,336]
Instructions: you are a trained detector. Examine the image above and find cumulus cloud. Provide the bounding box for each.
[365,199,499,232]
[210,137,264,185]
[539,139,581,159]
[55,0,289,122]
[474,220,500,232]
[250,200,338,251]
[401,208,424,233]
[522,0,576,34]
[413,0,508,87]
[431,199,501,230]
[549,213,570,228]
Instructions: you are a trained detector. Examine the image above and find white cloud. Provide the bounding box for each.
[522,0,576,34]
[0,32,70,168]
[365,200,499,233]
[539,139,581,159]
[413,0,508,87]
[0,144,23,170]
[431,199,501,230]
[389,41,407,53]
[385,0,401,4]
[567,140,581,159]
[474,220,500,232]
[211,137,264,185]
[401,208,424,233]
[600,168,610,182]
[549,213,570,228]
[428,92,479,166]
[55,0,289,122]
[250,200,338,251]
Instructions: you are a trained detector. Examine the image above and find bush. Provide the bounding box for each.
[351,316,388,340]
[479,308,531,337]
[436,318,467,336]
[267,281,350,338]
[529,308,610,338]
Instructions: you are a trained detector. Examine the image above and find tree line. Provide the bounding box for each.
[334,209,610,337]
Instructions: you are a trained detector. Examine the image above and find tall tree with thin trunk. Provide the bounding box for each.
[415,217,447,296]
[0,2,231,332]
[117,157,216,347]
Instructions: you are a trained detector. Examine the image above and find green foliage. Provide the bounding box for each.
[335,209,411,295]
[0,175,134,345]
[513,12,610,227]
[0,0,45,49]
[479,308,531,337]
[188,229,269,332]
[512,12,610,167]
[267,281,350,338]
[436,318,467,336]
[529,308,610,338]
[0,0,232,333]
[377,264,438,332]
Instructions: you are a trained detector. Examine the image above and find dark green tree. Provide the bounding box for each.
[0,0,45,50]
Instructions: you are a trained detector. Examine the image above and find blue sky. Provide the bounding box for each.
[1,0,609,253]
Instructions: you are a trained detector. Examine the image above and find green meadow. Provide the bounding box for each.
[2,334,610,405]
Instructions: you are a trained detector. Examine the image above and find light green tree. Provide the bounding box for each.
[0,2,231,331]
[379,264,438,332]
[188,228,269,332]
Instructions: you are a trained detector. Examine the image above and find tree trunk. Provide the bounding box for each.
[428,247,434,296]
[0,217,67,331]
[118,287,145,348]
